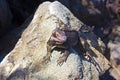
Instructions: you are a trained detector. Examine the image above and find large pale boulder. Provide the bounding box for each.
[0,1,110,80]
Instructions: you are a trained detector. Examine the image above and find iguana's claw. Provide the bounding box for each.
[57,50,69,66]
[57,56,66,66]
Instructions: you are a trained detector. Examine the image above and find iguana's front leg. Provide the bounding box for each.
[56,42,71,66]
[43,43,70,65]
[57,49,70,66]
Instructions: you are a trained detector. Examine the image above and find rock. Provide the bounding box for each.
[7,0,111,38]
[0,1,108,80]
[106,0,120,20]
[0,0,13,37]
[7,0,108,26]
[0,15,33,62]
[57,0,111,39]
[108,41,120,79]
[58,0,107,26]
[108,22,120,79]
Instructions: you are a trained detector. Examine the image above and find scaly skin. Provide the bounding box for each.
[57,50,70,65]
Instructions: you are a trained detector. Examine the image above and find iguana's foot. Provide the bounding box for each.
[43,52,51,63]
[57,50,69,66]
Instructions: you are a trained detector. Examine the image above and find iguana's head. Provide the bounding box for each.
[49,28,67,44]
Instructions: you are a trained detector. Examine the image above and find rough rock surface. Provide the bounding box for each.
[0,1,109,80]
[108,21,120,79]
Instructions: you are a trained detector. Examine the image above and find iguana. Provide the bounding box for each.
[43,25,93,65]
